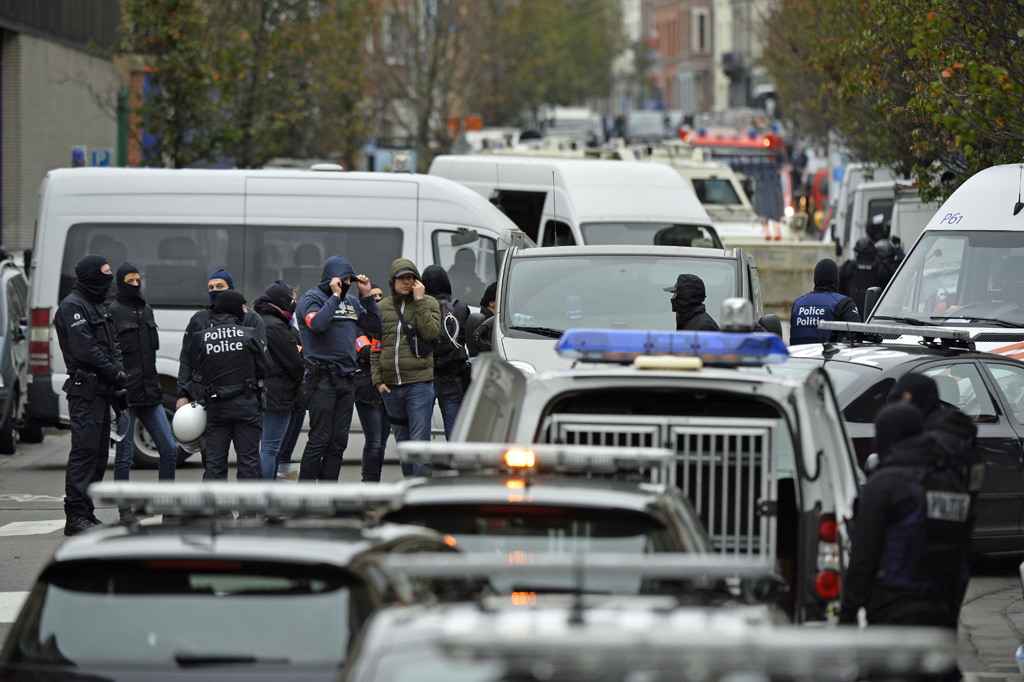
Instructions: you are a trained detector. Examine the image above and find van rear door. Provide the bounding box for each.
[450,354,526,442]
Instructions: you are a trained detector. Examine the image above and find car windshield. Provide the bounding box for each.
[873,230,1024,325]
[627,112,665,136]
[502,255,736,338]
[581,223,719,248]
[691,179,743,206]
[10,560,362,668]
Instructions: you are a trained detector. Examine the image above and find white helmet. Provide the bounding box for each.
[172,402,207,454]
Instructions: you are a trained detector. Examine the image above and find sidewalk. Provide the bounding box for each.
[960,571,1024,681]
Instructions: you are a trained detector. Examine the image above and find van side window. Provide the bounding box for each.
[920,363,998,423]
[492,191,545,242]
[541,220,575,247]
[431,230,497,305]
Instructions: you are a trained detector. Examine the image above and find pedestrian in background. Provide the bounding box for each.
[789,259,860,345]
[664,274,720,331]
[839,238,880,319]
[423,265,470,439]
[253,280,303,480]
[54,255,124,535]
[479,282,497,318]
[371,259,440,477]
[108,263,176,524]
[354,283,390,482]
[187,291,271,481]
[296,256,380,482]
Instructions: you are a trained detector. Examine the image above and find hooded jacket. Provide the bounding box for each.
[422,264,470,374]
[256,302,304,411]
[296,255,382,376]
[789,259,860,345]
[107,263,162,406]
[54,255,123,394]
[370,259,441,387]
[672,274,720,331]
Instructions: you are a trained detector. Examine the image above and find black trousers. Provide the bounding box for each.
[203,395,262,481]
[299,375,354,482]
[65,392,112,519]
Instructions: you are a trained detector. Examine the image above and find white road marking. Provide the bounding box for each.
[0,494,63,503]
[0,520,65,536]
[139,515,163,525]
[0,592,29,622]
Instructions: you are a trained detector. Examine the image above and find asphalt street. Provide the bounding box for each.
[1,431,1023,679]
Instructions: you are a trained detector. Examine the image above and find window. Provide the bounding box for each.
[580,222,717,248]
[866,198,894,238]
[431,230,497,305]
[692,8,710,54]
[920,363,997,423]
[541,220,576,247]
[691,178,743,206]
[984,362,1024,425]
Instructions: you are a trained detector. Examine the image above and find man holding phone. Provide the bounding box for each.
[371,259,441,477]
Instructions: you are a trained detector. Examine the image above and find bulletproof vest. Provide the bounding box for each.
[197,323,256,399]
[877,462,970,593]
[850,260,878,318]
[789,291,845,346]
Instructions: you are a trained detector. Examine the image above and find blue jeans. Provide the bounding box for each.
[355,401,391,477]
[260,410,292,479]
[278,411,305,467]
[114,403,176,481]
[299,375,354,481]
[434,374,465,440]
[382,381,434,477]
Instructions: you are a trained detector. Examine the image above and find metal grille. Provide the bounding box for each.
[973,333,1024,343]
[549,415,777,557]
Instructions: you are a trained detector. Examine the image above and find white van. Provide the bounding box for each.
[427,155,723,249]
[844,180,895,250]
[890,183,939,251]
[868,164,1024,359]
[826,163,895,256]
[25,168,520,461]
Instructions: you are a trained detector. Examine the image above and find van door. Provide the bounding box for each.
[450,354,526,443]
[746,254,764,318]
[427,224,499,307]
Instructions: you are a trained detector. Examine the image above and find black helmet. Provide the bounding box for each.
[854,237,876,259]
[875,239,896,261]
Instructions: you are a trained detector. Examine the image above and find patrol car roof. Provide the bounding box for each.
[785,342,1006,372]
[52,522,436,566]
[510,244,736,260]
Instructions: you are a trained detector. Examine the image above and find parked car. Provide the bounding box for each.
[0,255,37,453]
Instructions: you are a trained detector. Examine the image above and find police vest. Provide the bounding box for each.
[789,291,846,345]
[877,463,970,593]
[850,261,878,318]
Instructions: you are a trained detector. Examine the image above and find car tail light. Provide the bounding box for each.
[815,570,841,599]
[29,308,50,375]
[819,514,838,542]
[815,513,842,600]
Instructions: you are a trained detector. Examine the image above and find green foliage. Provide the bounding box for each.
[763,0,1024,202]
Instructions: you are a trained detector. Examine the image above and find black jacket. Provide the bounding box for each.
[177,304,265,401]
[108,294,163,406]
[672,275,720,331]
[54,290,123,396]
[422,265,471,376]
[355,323,380,405]
[187,313,273,401]
[256,303,304,411]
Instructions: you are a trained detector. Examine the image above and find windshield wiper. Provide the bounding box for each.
[509,325,565,339]
[175,653,290,667]
[871,315,930,326]
[930,315,1024,329]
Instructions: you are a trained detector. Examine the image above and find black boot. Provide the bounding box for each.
[64,515,93,537]
[361,472,381,483]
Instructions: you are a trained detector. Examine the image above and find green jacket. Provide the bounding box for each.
[371,259,441,387]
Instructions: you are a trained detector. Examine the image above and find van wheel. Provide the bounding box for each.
[0,399,15,454]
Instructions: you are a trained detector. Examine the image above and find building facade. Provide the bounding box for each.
[648,0,714,114]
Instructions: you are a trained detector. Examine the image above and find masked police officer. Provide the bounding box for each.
[54,254,125,535]
[839,238,881,319]
[840,403,971,629]
[789,258,861,346]
[187,290,272,481]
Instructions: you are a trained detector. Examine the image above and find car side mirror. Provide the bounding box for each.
[863,287,882,318]
[865,452,880,473]
[465,313,493,356]
[13,326,25,342]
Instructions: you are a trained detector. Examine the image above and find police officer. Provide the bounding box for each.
[839,238,880,319]
[789,258,861,346]
[187,290,272,480]
[840,404,971,628]
[874,238,901,287]
[54,255,125,535]
[176,268,265,411]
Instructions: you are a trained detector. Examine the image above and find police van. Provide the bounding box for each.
[451,325,861,622]
[866,163,1024,361]
[25,168,520,465]
[427,155,723,249]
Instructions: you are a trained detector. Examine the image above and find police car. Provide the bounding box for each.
[0,482,453,682]
[341,557,955,682]
[775,320,1024,552]
[451,325,860,623]
[379,443,710,592]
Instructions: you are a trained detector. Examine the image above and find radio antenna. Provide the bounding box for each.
[551,170,557,228]
[1015,163,1023,216]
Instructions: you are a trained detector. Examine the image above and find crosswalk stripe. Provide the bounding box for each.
[0,520,65,536]
[0,592,29,623]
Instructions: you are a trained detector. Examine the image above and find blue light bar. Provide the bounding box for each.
[555,329,789,366]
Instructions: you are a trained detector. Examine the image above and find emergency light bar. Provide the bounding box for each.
[384,553,777,581]
[818,321,975,350]
[396,442,674,476]
[555,329,788,366]
[439,626,956,680]
[89,481,409,517]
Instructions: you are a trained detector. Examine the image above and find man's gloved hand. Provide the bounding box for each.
[114,372,128,390]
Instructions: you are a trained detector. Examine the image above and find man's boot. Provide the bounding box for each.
[64,514,93,537]
[362,472,381,483]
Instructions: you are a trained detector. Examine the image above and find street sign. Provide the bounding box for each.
[91,148,113,167]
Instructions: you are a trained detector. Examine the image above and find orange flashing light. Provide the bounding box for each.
[511,591,537,606]
[504,449,536,468]
[443,535,457,547]
[508,551,534,565]
[506,480,525,489]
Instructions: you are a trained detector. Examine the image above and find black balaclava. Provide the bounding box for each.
[873,403,924,460]
[422,265,453,300]
[116,262,142,301]
[669,274,707,318]
[813,259,840,293]
[207,268,235,306]
[213,290,247,324]
[889,373,940,416]
[479,282,497,309]
[253,280,296,314]
[73,254,113,305]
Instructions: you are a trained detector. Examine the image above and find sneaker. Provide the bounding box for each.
[64,516,93,536]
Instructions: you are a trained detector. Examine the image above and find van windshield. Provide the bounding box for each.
[691,179,743,206]
[581,222,720,248]
[873,230,1024,326]
[502,254,737,338]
